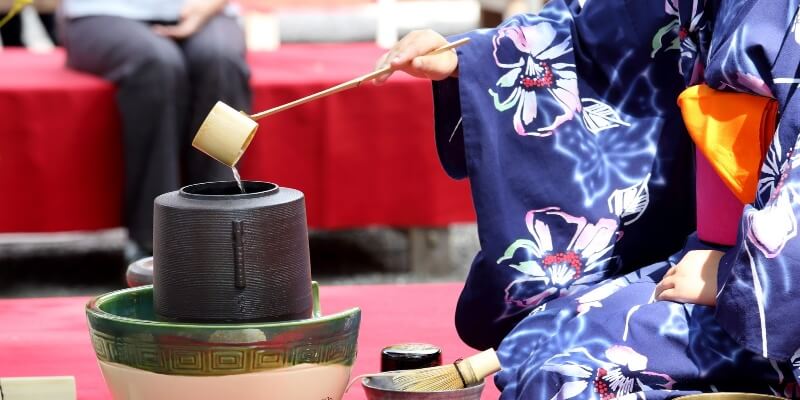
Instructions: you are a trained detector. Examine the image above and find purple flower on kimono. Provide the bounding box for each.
[489,22,579,136]
[497,207,619,315]
[746,190,797,258]
[542,346,676,400]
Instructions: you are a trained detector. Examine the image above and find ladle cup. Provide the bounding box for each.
[192,37,471,167]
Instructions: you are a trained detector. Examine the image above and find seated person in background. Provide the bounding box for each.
[376,0,800,398]
[477,0,543,27]
[0,0,59,46]
[60,0,251,260]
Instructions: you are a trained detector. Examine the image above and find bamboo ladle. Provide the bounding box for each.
[192,37,470,167]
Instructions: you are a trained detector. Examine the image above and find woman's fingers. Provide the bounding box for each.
[390,29,446,67]
[373,52,392,84]
[657,288,679,302]
[654,276,675,298]
[412,51,458,80]
[374,29,453,84]
[656,274,680,301]
[374,31,421,84]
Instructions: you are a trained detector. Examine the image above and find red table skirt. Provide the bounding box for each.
[0,45,474,232]
[0,50,123,232]
[0,283,500,399]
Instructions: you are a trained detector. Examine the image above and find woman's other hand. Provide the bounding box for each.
[654,249,724,306]
[153,0,226,39]
[374,29,459,84]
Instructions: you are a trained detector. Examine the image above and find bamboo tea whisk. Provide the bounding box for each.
[192,37,471,167]
[350,348,501,393]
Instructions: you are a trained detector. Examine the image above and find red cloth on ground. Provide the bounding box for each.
[0,45,474,232]
[0,283,500,399]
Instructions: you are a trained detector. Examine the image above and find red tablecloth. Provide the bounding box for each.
[0,45,474,233]
[0,50,123,232]
[0,283,500,399]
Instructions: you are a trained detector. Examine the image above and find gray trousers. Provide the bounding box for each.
[62,15,251,249]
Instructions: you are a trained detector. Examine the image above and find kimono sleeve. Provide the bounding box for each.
[431,0,685,350]
[710,0,800,364]
[430,0,679,182]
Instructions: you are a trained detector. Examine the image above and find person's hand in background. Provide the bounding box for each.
[374,29,459,84]
[153,0,226,39]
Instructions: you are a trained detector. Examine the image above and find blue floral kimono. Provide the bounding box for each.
[432,0,800,398]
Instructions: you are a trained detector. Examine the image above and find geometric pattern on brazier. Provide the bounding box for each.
[211,350,246,371]
[135,345,166,369]
[92,334,111,360]
[292,344,322,364]
[89,329,358,375]
[253,349,285,369]
[170,349,203,372]
[324,340,350,364]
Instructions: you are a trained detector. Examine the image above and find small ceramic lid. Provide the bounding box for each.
[126,257,153,288]
[381,343,442,372]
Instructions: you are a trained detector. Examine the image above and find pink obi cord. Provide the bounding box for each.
[695,148,744,246]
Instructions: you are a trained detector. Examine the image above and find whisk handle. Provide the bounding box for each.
[463,349,501,384]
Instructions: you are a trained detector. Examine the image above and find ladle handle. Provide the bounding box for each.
[249,37,471,121]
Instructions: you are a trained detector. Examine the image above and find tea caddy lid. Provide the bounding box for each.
[380,343,442,372]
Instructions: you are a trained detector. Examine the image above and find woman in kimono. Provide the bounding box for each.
[377,0,800,398]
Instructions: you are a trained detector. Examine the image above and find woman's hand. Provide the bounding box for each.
[654,249,724,306]
[374,29,459,84]
[153,0,226,39]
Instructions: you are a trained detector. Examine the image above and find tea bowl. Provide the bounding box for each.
[361,376,486,400]
[86,282,360,400]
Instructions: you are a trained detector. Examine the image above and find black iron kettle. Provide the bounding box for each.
[152,181,312,323]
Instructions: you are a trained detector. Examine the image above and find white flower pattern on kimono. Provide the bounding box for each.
[542,346,676,400]
[757,127,785,208]
[497,207,619,317]
[747,189,798,258]
[784,348,800,397]
[794,6,800,45]
[489,22,579,136]
[576,279,629,316]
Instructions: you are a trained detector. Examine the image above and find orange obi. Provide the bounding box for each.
[677,84,778,245]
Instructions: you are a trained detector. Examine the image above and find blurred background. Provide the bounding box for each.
[0,0,544,298]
